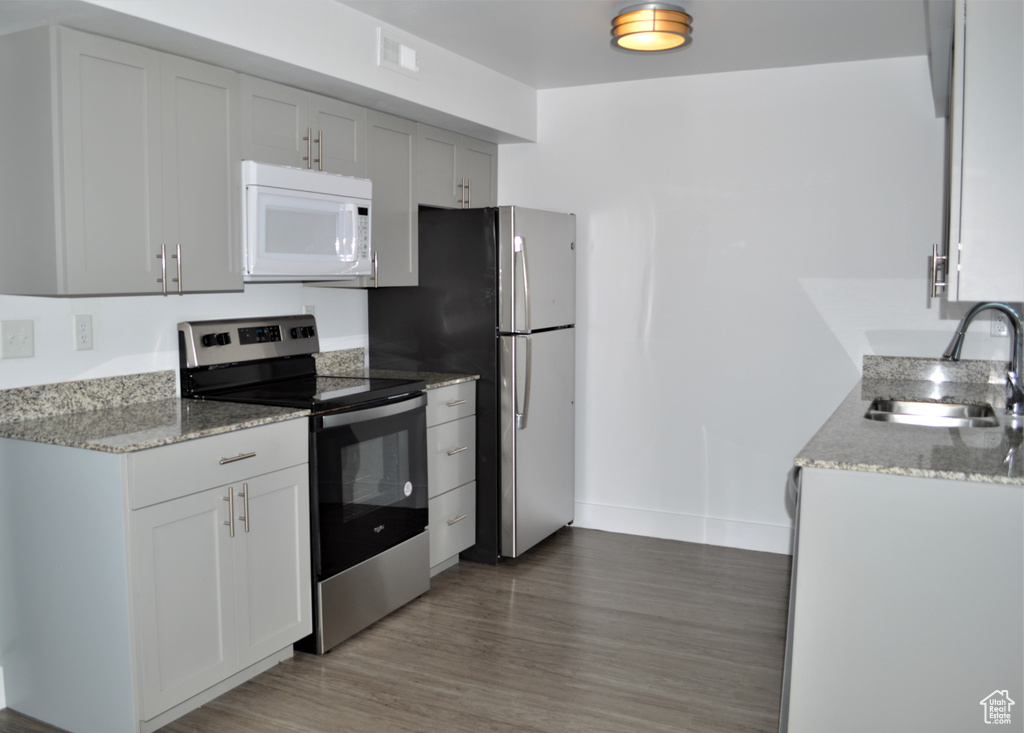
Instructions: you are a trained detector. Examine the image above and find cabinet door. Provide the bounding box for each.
[59,28,163,295]
[161,55,242,293]
[233,465,312,668]
[239,75,309,168]
[416,124,460,207]
[311,95,366,177]
[948,0,1024,302]
[366,110,418,286]
[461,136,498,208]
[132,485,236,720]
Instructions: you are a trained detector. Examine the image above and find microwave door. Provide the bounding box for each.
[245,187,370,280]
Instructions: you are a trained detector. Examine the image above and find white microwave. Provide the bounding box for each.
[242,161,372,281]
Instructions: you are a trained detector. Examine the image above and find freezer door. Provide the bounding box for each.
[500,328,575,557]
[498,207,576,333]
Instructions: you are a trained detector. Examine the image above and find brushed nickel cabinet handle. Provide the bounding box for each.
[446,399,467,408]
[156,244,167,294]
[316,130,323,171]
[238,482,250,533]
[174,243,182,294]
[303,127,313,168]
[447,446,468,456]
[219,451,256,465]
[223,489,235,538]
[930,243,947,298]
[447,513,467,526]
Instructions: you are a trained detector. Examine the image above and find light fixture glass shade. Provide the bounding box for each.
[611,3,691,52]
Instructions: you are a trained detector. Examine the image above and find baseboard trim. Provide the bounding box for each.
[573,501,794,555]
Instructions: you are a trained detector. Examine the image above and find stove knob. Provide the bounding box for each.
[201,334,216,347]
[303,326,316,338]
[290,327,300,339]
[215,332,232,346]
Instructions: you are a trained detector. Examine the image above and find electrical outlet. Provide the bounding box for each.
[991,314,1010,337]
[304,305,316,316]
[74,314,93,351]
[0,320,34,359]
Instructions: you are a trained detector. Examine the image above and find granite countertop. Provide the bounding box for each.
[0,369,308,454]
[0,398,308,454]
[0,348,473,454]
[796,356,1024,485]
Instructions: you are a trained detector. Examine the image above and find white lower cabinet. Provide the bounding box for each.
[782,467,1023,732]
[132,463,309,721]
[0,418,310,733]
[426,382,478,574]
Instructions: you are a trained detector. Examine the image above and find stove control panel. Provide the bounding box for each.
[238,324,281,345]
[178,314,319,369]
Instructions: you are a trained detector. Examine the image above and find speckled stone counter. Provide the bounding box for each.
[313,348,365,376]
[796,356,1024,484]
[0,370,307,453]
[0,398,308,453]
[0,370,177,424]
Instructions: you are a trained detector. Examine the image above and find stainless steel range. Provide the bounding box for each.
[178,314,429,654]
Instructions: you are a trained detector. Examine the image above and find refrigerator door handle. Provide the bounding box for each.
[514,234,531,332]
[514,335,532,430]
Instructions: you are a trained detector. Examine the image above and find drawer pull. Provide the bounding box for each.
[219,451,256,465]
[447,446,469,456]
[447,513,468,526]
[446,399,467,407]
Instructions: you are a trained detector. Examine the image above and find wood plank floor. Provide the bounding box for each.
[0,528,792,733]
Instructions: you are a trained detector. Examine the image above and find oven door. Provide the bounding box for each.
[311,393,428,579]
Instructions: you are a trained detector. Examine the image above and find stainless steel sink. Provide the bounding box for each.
[864,399,999,428]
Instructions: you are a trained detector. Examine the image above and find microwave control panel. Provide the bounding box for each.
[357,207,370,260]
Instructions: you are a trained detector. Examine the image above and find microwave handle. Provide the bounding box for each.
[372,250,378,288]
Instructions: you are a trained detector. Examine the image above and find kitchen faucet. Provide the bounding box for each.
[942,301,1024,415]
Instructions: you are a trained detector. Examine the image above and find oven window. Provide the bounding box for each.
[313,401,427,577]
[340,432,410,519]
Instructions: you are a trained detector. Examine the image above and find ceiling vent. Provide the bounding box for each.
[377,28,419,77]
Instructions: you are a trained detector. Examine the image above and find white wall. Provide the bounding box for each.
[0,285,366,390]
[498,56,1008,555]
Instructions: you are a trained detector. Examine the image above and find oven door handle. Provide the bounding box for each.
[318,393,427,429]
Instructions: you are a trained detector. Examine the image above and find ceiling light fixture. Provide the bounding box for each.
[611,3,692,52]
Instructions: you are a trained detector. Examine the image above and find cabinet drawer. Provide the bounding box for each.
[429,481,476,566]
[426,382,476,427]
[126,419,308,509]
[427,416,475,499]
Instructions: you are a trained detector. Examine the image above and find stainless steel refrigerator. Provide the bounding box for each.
[368,206,575,563]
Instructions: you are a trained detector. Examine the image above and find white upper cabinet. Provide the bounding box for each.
[944,0,1024,302]
[0,26,242,296]
[417,124,498,209]
[240,75,366,177]
[161,54,242,293]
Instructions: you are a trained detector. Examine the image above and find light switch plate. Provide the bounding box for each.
[0,320,34,358]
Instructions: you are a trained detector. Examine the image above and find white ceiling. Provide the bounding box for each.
[340,0,931,90]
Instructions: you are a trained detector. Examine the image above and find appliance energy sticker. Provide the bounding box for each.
[404,481,413,497]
